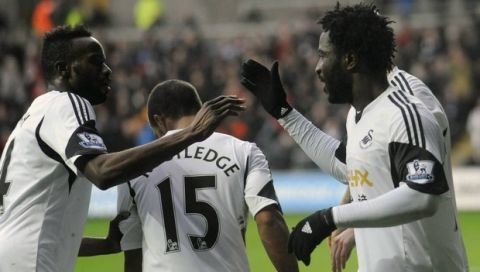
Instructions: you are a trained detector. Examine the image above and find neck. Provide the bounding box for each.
[351,73,389,111]
[169,115,196,131]
[47,80,70,93]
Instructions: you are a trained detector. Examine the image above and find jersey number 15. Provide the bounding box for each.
[157,175,219,253]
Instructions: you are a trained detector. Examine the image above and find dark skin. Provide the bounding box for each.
[122,114,298,272]
[78,211,130,257]
[49,36,245,190]
[315,31,388,111]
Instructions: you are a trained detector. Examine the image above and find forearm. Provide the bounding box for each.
[78,237,120,256]
[83,127,200,189]
[333,185,440,228]
[124,249,143,272]
[256,209,299,272]
[278,109,347,182]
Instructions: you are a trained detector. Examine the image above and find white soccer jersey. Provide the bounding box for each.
[345,85,467,271]
[0,91,107,272]
[279,67,467,271]
[118,131,279,272]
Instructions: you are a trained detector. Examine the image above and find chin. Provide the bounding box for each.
[86,93,107,105]
[327,93,351,104]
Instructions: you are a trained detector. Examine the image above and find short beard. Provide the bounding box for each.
[75,88,107,105]
[326,60,353,104]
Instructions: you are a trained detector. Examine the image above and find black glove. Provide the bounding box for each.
[240,59,292,119]
[106,211,130,252]
[288,208,336,266]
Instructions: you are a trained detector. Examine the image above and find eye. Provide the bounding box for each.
[89,56,105,66]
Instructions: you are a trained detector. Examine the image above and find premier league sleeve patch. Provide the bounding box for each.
[66,120,108,158]
[389,142,448,195]
[77,132,107,150]
[405,159,434,184]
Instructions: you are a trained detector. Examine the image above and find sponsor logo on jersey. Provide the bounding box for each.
[406,159,434,184]
[77,132,107,150]
[348,169,373,187]
[359,129,374,149]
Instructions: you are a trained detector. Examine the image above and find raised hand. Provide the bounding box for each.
[288,208,336,266]
[240,59,292,119]
[188,95,245,140]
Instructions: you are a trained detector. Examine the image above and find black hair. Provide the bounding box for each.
[41,25,92,82]
[147,79,202,126]
[319,2,396,74]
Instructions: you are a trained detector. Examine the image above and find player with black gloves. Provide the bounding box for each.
[240,3,468,272]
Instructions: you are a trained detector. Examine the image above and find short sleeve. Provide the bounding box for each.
[387,96,449,195]
[244,143,280,217]
[39,93,107,174]
[117,183,143,251]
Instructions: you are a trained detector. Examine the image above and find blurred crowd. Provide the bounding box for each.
[1,0,480,168]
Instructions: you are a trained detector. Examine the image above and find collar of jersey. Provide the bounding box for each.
[359,85,397,117]
[163,129,184,137]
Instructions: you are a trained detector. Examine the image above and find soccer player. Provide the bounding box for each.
[240,3,468,272]
[117,79,298,272]
[0,25,244,272]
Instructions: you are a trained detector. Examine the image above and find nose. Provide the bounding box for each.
[315,59,322,77]
[103,63,112,77]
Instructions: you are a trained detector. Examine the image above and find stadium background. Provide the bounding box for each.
[0,0,479,271]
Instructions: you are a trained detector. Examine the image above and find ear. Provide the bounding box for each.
[343,52,357,71]
[152,114,167,137]
[54,61,69,79]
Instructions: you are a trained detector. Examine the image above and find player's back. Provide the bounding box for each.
[120,131,277,272]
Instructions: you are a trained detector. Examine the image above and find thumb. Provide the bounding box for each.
[303,255,311,266]
[270,60,280,82]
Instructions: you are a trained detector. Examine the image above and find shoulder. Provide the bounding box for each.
[388,67,437,104]
[385,89,440,147]
[209,132,253,148]
[208,132,264,158]
[47,91,95,125]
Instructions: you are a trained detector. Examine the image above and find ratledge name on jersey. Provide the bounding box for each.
[174,145,240,177]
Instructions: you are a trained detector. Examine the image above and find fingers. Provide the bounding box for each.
[270,60,279,78]
[287,227,312,266]
[204,95,245,110]
[331,238,341,272]
[331,237,354,272]
[241,59,269,82]
[240,77,256,92]
[243,59,269,73]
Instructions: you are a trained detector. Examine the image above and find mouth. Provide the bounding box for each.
[102,83,111,95]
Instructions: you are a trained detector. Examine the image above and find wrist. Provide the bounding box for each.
[316,207,336,232]
[273,102,293,119]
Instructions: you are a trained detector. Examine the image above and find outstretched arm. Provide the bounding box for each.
[278,109,347,182]
[333,185,439,228]
[240,59,347,182]
[78,95,245,190]
[289,185,441,265]
[255,205,299,272]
